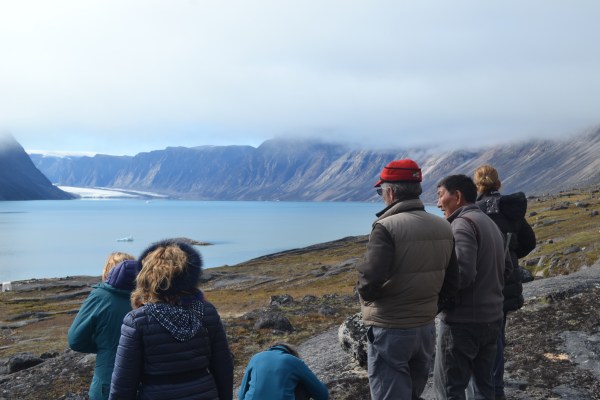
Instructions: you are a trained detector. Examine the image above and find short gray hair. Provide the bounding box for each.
[381,181,422,199]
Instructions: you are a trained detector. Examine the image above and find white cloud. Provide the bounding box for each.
[1,0,599,154]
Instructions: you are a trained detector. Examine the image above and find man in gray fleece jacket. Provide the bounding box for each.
[435,174,506,400]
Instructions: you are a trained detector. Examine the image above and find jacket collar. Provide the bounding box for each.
[94,282,132,297]
[269,345,291,354]
[375,198,425,221]
[447,203,479,223]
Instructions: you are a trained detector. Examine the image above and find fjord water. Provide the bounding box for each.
[0,199,441,281]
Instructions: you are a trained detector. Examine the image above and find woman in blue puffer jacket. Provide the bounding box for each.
[68,253,139,400]
[109,239,234,400]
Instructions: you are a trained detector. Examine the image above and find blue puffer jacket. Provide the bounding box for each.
[109,296,233,400]
[68,260,140,400]
[238,345,328,400]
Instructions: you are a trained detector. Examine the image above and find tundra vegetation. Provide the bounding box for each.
[0,186,599,399]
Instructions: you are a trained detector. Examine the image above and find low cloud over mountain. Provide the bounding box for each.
[29,127,600,202]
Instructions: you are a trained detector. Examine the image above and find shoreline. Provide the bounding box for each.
[2,235,370,286]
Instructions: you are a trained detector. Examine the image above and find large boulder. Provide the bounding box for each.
[7,353,44,374]
[338,312,368,368]
[254,311,294,332]
[269,294,294,306]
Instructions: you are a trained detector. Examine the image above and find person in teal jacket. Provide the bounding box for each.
[238,342,329,400]
[67,254,139,400]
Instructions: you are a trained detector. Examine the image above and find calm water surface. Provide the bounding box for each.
[0,199,441,281]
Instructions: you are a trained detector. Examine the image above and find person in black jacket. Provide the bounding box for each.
[473,165,537,400]
[109,239,233,400]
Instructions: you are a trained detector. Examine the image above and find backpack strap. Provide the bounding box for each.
[504,232,512,257]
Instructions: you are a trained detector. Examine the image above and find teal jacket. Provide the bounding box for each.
[67,260,138,400]
[238,345,328,400]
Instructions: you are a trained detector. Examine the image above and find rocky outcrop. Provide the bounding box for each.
[338,312,368,368]
[299,328,370,400]
[0,350,94,400]
[5,353,46,374]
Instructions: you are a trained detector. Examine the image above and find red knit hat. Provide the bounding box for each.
[374,159,422,187]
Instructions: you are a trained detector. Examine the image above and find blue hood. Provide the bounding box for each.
[105,259,140,291]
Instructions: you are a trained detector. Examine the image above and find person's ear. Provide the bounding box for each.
[455,190,465,206]
[387,187,395,202]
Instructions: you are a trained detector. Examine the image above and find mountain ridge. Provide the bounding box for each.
[28,127,600,202]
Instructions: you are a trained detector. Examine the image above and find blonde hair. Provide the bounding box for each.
[102,252,135,281]
[131,244,193,308]
[473,164,501,194]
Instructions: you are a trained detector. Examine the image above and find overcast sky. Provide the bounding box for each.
[1,1,599,155]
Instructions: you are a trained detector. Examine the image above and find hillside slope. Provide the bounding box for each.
[0,133,74,201]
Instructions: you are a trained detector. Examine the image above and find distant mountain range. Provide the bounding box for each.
[21,127,600,202]
[0,134,74,201]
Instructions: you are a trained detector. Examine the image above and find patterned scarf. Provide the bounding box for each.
[146,299,205,342]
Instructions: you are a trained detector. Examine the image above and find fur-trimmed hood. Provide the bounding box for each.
[138,239,203,295]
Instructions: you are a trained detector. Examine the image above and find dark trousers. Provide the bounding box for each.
[434,319,502,400]
[493,315,508,397]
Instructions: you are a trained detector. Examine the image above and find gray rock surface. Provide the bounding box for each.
[299,328,370,400]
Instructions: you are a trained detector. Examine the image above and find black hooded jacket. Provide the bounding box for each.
[477,191,537,312]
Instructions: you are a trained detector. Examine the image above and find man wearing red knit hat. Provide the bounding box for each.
[356,159,459,400]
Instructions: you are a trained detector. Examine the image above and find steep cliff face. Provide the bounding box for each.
[29,127,600,201]
[0,134,74,201]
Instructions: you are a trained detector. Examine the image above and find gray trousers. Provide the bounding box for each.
[367,322,436,400]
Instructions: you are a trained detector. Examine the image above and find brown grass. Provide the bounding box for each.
[522,187,600,276]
